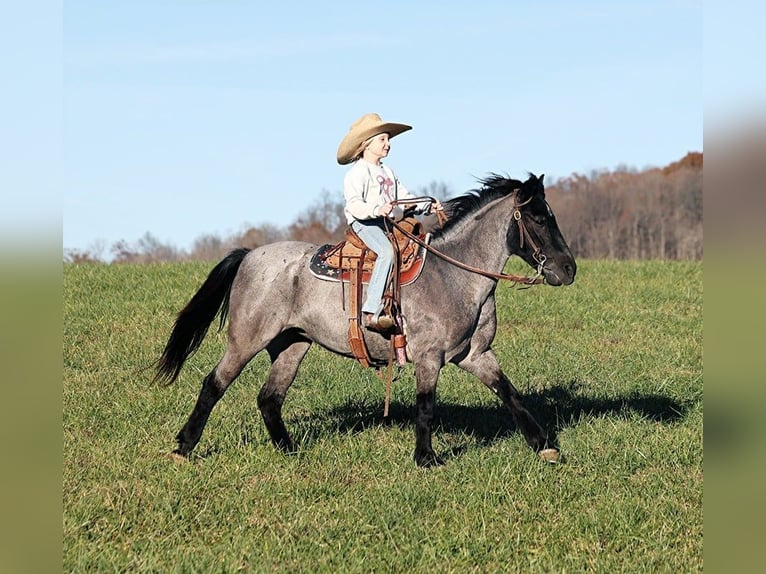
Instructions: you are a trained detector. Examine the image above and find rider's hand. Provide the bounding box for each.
[378,203,394,217]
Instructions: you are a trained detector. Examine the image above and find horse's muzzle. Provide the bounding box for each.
[543,260,576,286]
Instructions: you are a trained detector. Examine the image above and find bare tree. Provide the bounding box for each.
[189,234,232,261]
[110,232,183,264]
[287,189,346,245]
[417,180,454,201]
[63,248,102,264]
[234,223,287,249]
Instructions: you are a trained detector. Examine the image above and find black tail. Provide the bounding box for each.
[154,248,251,384]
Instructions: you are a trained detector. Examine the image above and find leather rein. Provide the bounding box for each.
[388,193,547,286]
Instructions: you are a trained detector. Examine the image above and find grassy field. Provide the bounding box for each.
[63,258,702,573]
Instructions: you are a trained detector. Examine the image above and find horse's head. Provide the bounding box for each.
[509,174,576,286]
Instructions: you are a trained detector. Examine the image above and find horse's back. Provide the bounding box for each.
[233,240,317,292]
[228,241,344,327]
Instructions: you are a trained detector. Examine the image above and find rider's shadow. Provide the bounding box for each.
[294,380,695,457]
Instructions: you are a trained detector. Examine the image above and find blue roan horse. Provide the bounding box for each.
[155,173,576,466]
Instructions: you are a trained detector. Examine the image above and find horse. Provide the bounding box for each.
[155,173,577,467]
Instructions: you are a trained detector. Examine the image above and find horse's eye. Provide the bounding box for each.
[532,215,546,226]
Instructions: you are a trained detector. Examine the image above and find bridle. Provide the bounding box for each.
[388,191,547,286]
[512,194,549,279]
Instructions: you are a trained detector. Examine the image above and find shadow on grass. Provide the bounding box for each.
[287,380,698,457]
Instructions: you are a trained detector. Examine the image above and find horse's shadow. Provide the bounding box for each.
[287,380,695,457]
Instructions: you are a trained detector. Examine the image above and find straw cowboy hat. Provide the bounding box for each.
[336,113,412,165]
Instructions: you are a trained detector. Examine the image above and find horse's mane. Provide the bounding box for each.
[432,174,525,238]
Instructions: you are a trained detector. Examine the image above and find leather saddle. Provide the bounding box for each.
[309,218,429,286]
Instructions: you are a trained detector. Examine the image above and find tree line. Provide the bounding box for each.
[64,153,701,264]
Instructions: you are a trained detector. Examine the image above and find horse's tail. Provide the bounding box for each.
[154,248,251,385]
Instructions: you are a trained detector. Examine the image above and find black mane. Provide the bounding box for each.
[432,174,527,238]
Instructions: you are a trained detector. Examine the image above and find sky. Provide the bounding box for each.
[7,1,763,257]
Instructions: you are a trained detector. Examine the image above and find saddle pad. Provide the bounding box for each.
[308,236,430,286]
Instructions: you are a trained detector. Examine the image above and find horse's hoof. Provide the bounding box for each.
[538,448,561,464]
[415,452,445,468]
[168,451,189,464]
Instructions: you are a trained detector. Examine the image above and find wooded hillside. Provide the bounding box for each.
[546,152,702,260]
[65,153,702,263]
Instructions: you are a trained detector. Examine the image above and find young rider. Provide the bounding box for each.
[336,113,440,332]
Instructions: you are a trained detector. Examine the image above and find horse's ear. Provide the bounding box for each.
[517,175,534,202]
[517,173,544,203]
[526,172,544,188]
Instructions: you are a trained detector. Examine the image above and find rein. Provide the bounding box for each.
[390,194,546,286]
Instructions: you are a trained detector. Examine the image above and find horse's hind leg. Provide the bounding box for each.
[257,331,312,453]
[174,346,256,456]
[457,350,557,457]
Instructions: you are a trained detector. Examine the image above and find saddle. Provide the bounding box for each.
[308,217,429,381]
[308,217,428,286]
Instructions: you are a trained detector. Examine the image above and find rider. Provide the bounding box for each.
[336,113,440,332]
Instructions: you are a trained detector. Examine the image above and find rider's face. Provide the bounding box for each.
[364,133,390,161]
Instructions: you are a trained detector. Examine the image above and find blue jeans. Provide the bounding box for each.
[351,219,394,315]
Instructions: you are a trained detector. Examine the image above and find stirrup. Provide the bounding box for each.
[364,313,395,332]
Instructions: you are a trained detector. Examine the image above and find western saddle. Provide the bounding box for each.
[308,217,429,372]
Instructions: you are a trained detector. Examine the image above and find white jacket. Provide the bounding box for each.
[343,160,424,224]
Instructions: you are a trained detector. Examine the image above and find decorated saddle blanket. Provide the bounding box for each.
[309,218,429,286]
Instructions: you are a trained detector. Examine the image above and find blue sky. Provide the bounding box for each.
[9,1,752,255]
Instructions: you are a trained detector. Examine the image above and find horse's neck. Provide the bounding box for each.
[433,196,513,273]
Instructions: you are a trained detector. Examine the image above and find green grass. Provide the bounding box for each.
[63,259,702,573]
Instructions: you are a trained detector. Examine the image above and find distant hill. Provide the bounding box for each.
[546,151,702,259]
[661,152,703,175]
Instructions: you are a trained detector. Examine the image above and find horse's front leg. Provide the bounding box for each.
[457,350,559,461]
[413,359,445,467]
